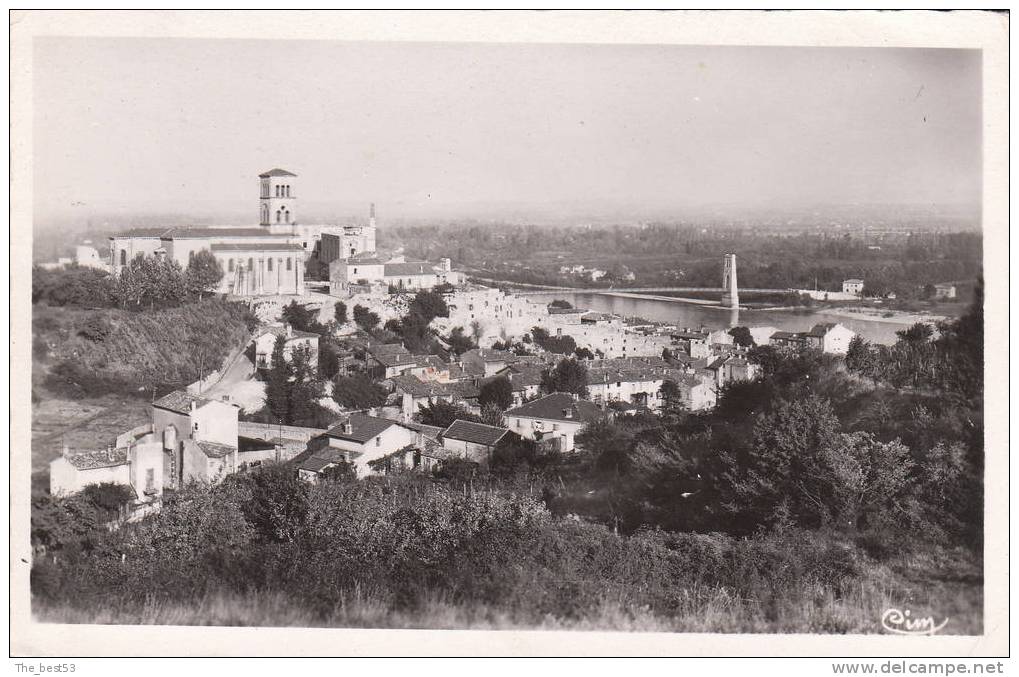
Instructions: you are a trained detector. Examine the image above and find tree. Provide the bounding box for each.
[352,305,380,332]
[265,336,291,421]
[334,301,348,325]
[408,290,449,323]
[282,301,325,335]
[721,397,916,531]
[574,346,595,360]
[541,357,589,397]
[532,328,577,355]
[896,322,934,344]
[319,460,357,483]
[332,374,388,409]
[478,376,514,411]
[844,335,874,376]
[549,299,573,309]
[659,379,687,418]
[415,399,480,428]
[80,482,137,515]
[286,343,324,427]
[578,418,632,475]
[242,464,310,543]
[728,326,754,348]
[114,255,189,310]
[446,327,475,355]
[480,403,506,428]
[30,493,101,551]
[185,250,224,300]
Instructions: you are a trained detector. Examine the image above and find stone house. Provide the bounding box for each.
[440,419,517,465]
[504,392,607,453]
[805,323,857,354]
[253,323,320,371]
[295,414,425,480]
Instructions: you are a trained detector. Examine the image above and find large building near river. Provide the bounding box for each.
[108,169,377,296]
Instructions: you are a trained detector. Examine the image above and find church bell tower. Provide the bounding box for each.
[259,168,297,227]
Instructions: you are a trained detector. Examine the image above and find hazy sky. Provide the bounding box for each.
[33,38,981,223]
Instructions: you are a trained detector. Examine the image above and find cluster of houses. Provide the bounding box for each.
[49,306,861,516]
[45,166,871,518]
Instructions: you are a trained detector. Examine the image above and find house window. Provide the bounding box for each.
[276,210,281,223]
[375,437,381,447]
[120,250,127,266]
[145,468,155,493]
[553,423,560,431]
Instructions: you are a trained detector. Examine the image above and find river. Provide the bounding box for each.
[522,292,914,345]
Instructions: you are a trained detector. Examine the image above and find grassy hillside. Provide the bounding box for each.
[33,299,257,399]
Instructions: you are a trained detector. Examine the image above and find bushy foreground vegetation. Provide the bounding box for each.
[34,299,257,399]
[30,470,982,632]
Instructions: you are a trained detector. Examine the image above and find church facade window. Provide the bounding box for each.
[120,250,127,266]
[267,258,273,271]
[228,259,234,272]
[286,257,292,271]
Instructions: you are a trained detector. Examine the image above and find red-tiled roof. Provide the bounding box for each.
[505,392,605,423]
[153,390,214,415]
[256,325,321,341]
[293,447,350,473]
[461,348,513,363]
[197,441,237,459]
[323,413,398,444]
[62,448,128,470]
[442,420,511,447]
[391,374,480,399]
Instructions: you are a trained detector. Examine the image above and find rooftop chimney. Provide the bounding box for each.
[563,408,572,419]
[189,400,197,412]
[343,421,354,435]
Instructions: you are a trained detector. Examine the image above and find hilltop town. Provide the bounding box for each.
[40,168,869,511]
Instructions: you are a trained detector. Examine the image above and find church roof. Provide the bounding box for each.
[259,168,297,178]
[163,227,276,239]
[384,261,437,277]
[210,243,306,252]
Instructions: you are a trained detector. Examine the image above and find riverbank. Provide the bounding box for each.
[820,306,948,326]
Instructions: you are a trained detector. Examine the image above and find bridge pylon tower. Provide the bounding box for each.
[721,253,740,309]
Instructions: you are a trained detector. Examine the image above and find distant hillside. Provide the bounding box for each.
[33,299,257,400]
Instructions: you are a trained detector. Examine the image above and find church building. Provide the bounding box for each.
[108,169,377,297]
